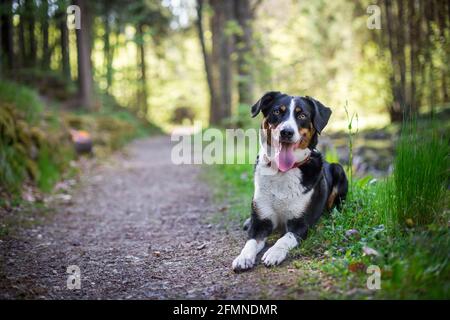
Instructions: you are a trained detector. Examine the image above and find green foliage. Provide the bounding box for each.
[205,118,449,298]
[204,161,254,224]
[296,178,450,298]
[222,104,259,129]
[0,81,74,194]
[14,68,77,101]
[0,135,27,192]
[0,81,159,196]
[390,120,449,227]
[0,81,43,123]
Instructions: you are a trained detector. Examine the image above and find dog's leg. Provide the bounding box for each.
[232,238,265,271]
[232,216,272,272]
[262,217,308,267]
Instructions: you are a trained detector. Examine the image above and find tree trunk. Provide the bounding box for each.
[408,0,415,112]
[74,0,94,109]
[0,0,14,72]
[396,0,408,113]
[436,0,449,102]
[18,3,27,68]
[136,23,148,117]
[25,0,36,66]
[59,10,71,81]
[41,0,50,69]
[383,0,403,122]
[196,0,218,125]
[234,0,254,106]
[104,3,113,93]
[210,0,234,125]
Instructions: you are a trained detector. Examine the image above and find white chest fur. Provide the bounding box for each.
[253,161,313,228]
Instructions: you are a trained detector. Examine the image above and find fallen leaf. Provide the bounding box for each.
[348,261,366,273]
[405,218,414,227]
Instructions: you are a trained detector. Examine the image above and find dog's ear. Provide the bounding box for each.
[251,91,281,118]
[304,96,332,134]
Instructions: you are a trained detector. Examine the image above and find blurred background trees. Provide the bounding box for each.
[0,0,448,129]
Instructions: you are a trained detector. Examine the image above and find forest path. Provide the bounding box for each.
[0,136,324,299]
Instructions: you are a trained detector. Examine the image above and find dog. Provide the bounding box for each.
[232,91,348,271]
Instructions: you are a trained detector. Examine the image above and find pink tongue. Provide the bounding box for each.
[277,143,296,172]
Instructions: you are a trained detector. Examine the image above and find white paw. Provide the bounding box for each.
[232,254,255,271]
[262,246,288,267]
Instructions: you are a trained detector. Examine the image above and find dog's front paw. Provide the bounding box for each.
[262,246,288,267]
[232,254,255,272]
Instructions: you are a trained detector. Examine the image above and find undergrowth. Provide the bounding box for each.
[205,117,449,299]
[0,80,161,198]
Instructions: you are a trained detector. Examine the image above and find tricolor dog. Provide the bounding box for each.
[232,91,348,271]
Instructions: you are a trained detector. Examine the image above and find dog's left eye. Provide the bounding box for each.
[298,113,306,120]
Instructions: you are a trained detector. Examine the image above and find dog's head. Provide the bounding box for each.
[251,91,331,171]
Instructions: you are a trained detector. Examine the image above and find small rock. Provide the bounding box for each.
[196,243,207,250]
[345,229,360,240]
[362,246,380,257]
[288,268,295,273]
[153,251,161,257]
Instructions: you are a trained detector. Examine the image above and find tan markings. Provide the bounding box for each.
[280,105,286,112]
[327,187,338,210]
[298,124,315,149]
[295,107,301,113]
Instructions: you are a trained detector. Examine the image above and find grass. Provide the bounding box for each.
[0,80,43,123]
[389,120,448,228]
[205,118,449,299]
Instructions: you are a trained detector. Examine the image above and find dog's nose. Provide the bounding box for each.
[280,128,294,139]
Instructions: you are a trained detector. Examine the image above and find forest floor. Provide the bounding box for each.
[0,135,334,299]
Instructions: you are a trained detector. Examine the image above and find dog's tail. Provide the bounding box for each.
[327,163,348,210]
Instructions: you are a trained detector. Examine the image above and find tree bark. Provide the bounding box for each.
[408,0,418,112]
[104,4,113,93]
[18,2,27,68]
[41,0,50,69]
[210,0,234,125]
[0,0,14,71]
[59,10,71,81]
[383,0,403,122]
[196,0,219,125]
[74,0,94,109]
[234,0,254,106]
[25,0,36,66]
[396,0,407,112]
[136,23,148,116]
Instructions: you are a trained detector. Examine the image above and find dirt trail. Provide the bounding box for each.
[0,136,313,299]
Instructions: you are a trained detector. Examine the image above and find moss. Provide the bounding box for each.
[1,80,160,198]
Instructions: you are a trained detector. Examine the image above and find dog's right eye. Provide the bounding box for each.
[273,110,280,115]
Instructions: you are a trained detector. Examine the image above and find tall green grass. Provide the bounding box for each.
[380,120,449,230]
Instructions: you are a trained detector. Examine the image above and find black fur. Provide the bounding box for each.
[240,92,348,269]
